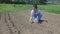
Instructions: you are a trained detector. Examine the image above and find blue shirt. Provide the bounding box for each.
[31,9,42,18]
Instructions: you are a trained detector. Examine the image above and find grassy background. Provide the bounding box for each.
[0,4,32,12]
[38,5,60,14]
[0,4,60,14]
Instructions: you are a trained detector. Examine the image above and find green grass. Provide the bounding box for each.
[38,5,60,14]
[0,4,32,12]
[0,4,14,12]
[0,4,60,14]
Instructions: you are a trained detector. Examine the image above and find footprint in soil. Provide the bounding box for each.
[0,12,2,20]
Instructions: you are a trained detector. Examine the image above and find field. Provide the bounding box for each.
[0,4,60,34]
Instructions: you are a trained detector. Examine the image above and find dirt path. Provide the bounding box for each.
[0,11,60,34]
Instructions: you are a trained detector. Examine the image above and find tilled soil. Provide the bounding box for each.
[0,11,60,34]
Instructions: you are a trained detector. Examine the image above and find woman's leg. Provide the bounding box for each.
[38,13,43,20]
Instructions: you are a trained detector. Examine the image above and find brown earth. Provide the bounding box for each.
[0,11,60,34]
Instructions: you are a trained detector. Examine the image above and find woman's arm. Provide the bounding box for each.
[29,10,34,23]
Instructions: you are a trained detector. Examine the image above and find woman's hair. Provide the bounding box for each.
[33,4,37,9]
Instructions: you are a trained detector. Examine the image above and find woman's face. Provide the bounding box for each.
[33,7,37,13]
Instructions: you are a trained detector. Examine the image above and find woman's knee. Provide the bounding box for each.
[39,14,43,18]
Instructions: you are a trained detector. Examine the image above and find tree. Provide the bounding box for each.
[40,0,47,4]
[33,0,40,4]
[32,0,47,4]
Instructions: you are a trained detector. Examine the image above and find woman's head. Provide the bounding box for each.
[33,4,37,12]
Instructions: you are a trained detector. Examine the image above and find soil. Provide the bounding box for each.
[0,11,60,34]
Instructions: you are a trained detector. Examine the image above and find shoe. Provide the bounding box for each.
[38,20,44,24]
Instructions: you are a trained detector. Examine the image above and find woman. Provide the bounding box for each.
[29,4,43,23]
